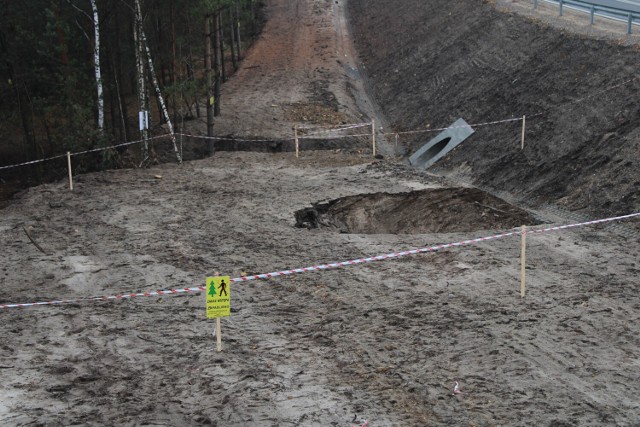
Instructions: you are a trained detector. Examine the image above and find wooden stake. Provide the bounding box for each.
[520,225,527,298]
[521,115,526,150]
[371,119,376,156]
[294,125,299,158]
[67,151,73,191]
[216,318,222,352]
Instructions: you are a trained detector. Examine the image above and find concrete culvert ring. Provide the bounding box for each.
[295,188,538,234]
[418,137,451,165]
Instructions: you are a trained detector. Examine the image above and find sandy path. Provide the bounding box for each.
[196,0,398,157]
[209,0,363,139]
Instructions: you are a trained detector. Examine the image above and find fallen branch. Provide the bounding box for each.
[22,226,46,254]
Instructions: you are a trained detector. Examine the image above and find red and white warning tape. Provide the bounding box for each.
[0,212,638,310]
[381,117,524,138]
[0,135,165,171]
[0,153,68,170]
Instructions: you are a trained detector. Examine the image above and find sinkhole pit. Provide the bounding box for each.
[295,188,537,234]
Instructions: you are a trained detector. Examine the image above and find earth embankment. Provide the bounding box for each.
[347,0,640,218]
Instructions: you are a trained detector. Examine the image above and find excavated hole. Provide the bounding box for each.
[295,188,538,234]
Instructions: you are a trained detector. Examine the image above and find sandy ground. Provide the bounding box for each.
[1,152,639,426]
[1,0,640,426]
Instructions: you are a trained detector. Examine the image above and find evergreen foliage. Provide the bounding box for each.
[0,0,264,177]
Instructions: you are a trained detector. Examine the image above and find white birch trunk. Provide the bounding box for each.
[90,0,104,131]
[133,4,148,160]
[134,0,182,164]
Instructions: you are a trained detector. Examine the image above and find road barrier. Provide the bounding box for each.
[533,0,640,33]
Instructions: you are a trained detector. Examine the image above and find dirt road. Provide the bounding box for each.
[209,0,363,137]
[1,0,639,426]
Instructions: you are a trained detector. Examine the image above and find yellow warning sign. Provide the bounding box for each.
[206,276,231,319]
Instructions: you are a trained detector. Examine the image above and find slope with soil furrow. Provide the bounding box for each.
[347,0,640,218]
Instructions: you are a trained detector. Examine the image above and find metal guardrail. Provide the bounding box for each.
[533,0,640,33]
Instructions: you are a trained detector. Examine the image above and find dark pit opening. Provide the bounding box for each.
[419,137,451,164]
[295,188,538,234]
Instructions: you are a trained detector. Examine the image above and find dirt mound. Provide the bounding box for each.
[347,0,640,218]
[295,188,535,233]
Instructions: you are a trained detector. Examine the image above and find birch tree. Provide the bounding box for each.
[90,0,104,131]
[134,0,182,163]
[66,0,104,132]
[133,3,149,160]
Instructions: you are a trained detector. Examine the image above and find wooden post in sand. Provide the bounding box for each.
[294,125,299,158]
[521,115,526,150]
[520,225,527,298]
[371,119,376,156]
[67,152,74,191]
[216,318,222,352]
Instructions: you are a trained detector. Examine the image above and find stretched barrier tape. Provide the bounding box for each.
[0,154,68,170]
[71,135,166,156]
[1,212,637,310]
[184,134,287,143]
[384,117,524,138]
[0,135,165,170]
[186,131,372,142]
[297,132,372,140]
[1,76,636,172]
[299,122,371,132]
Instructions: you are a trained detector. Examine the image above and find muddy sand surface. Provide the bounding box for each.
[1,152,639,426]
[1,0,640,426]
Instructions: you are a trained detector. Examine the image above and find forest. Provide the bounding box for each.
[0,0,263,181]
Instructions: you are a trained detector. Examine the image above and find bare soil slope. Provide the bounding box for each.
[347,0,640,218]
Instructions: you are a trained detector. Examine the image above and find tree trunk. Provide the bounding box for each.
[0,30,36,162]
[53,4,70,67]
[112,53,129,143]
[218,9,226,82]
[249,0,255,36]
[113,5,130,143]
[205,13,214,137]
[213,6,222,117]
[170,1,179,128]
[90,0,104,131]
[135,0,182,163]
[186,11,200,119]
[133,3,149,161]
[229,6,238,71]
[235,1,242,60]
